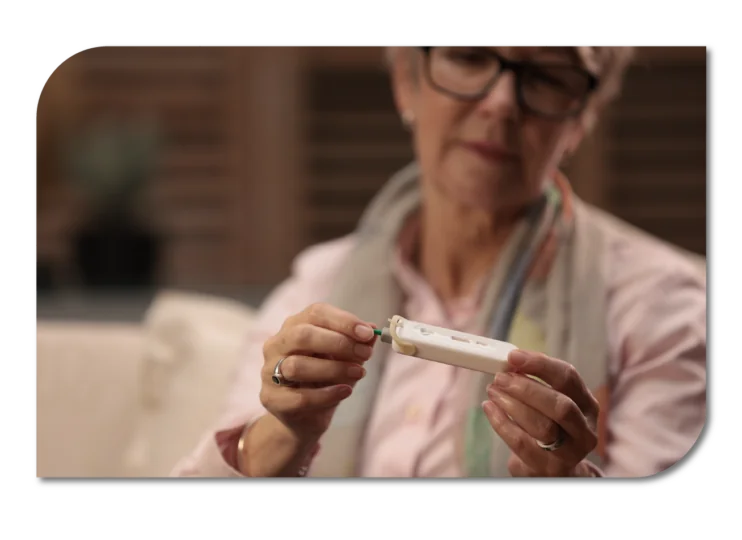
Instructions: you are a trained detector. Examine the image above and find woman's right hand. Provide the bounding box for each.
[259,302,377,443]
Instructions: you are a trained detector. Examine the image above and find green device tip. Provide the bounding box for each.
[373,328,383,336]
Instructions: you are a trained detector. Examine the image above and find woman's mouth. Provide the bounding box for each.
[460,141,520,163]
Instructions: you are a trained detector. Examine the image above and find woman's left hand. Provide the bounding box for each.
[483,349,600,477]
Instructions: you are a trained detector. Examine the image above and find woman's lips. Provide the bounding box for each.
[461,141,520,163]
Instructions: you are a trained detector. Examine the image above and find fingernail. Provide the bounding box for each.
[354,343,373,359]
[495,372,512,388]
[337,385,352,399]
[348,365,364,379]
[508,350,528,367]
[355,324,374,341]
[482,400,495,415]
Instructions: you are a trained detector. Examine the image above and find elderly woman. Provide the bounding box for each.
[173,47,706,478]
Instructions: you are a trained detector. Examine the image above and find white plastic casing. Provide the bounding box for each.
[389,317,516,375]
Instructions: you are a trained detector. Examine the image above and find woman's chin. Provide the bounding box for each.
[438,171,526,213]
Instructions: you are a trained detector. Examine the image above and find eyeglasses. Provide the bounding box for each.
[420,47,599,119]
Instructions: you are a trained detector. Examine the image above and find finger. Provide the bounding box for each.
[277,324,375,362]
[267,354,366,385]
[482,400,553,474]
[487,385,560,445]
[492,371,594,446]
[298,303,376,343]
[507,350,599,419]
[264,384,353,413]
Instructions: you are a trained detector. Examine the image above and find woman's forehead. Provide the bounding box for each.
[508,45,580,61]
[495,46,582,64]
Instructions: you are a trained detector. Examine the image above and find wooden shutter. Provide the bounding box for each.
[303,59,413,246]
[39,47,706,291]
[66,47,239,285]
[604,48,706,255]
[38,55,81,281]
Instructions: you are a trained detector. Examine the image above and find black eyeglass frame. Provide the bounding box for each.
[420,46,600,120]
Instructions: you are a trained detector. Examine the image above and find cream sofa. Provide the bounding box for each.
[37,290,257,477]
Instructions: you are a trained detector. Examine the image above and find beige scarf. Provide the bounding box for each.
[308,163,611,477]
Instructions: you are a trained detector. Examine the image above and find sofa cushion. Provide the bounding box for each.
[122,290,256,477]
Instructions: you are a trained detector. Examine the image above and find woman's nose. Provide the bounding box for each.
[477,71,519,118]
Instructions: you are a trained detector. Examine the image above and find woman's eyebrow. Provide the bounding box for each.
[488,46,583,67]
[534,46,581,65]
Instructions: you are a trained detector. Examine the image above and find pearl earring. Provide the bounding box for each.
[401,111,415,128]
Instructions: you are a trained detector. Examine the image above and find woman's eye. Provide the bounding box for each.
[447,48,490,66]
[530,70,564,86]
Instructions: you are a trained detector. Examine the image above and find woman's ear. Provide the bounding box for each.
[564,121,586,157]
[389,48,417,126]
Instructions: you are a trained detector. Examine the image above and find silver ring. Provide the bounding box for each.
[537,427,566,452]
[272,356,295,387]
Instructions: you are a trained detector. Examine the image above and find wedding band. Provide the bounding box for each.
[537,427,566,452]
[272,356,295,387]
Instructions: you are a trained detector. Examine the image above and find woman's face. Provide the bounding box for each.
[393,47,594,214]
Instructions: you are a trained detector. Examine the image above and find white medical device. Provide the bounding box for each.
[376,315,516,375]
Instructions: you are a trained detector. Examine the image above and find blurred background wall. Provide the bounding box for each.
[37,47,706,319]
